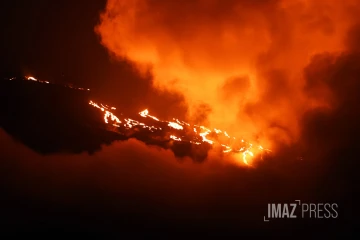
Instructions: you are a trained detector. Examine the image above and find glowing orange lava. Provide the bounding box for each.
[89,99,271,166]
[6,75,271,166]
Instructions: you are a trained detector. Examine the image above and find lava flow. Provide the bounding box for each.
[23,76,91,91]
[3,75,270,166]
[89,100,271,166]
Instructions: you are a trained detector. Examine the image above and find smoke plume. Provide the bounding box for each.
[96,0,360,150]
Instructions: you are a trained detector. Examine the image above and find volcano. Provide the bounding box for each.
[0,76,269,164]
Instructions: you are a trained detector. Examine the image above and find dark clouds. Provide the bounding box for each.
[300,29,360,159]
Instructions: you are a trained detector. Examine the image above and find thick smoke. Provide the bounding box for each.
[300,24,360,161]
[95,0,360,150]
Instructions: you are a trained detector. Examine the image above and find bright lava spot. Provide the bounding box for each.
[168,122,183,130]
[27,76,37,81]
[170,135,182,141]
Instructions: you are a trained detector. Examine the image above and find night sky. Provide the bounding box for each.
[0,0,187,119]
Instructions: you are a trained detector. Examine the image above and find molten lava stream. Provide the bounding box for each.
[89,100,271,166]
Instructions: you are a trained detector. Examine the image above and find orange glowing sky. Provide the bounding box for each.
[95,0,360,151]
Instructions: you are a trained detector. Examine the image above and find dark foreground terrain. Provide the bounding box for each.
[0,78,357,237]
